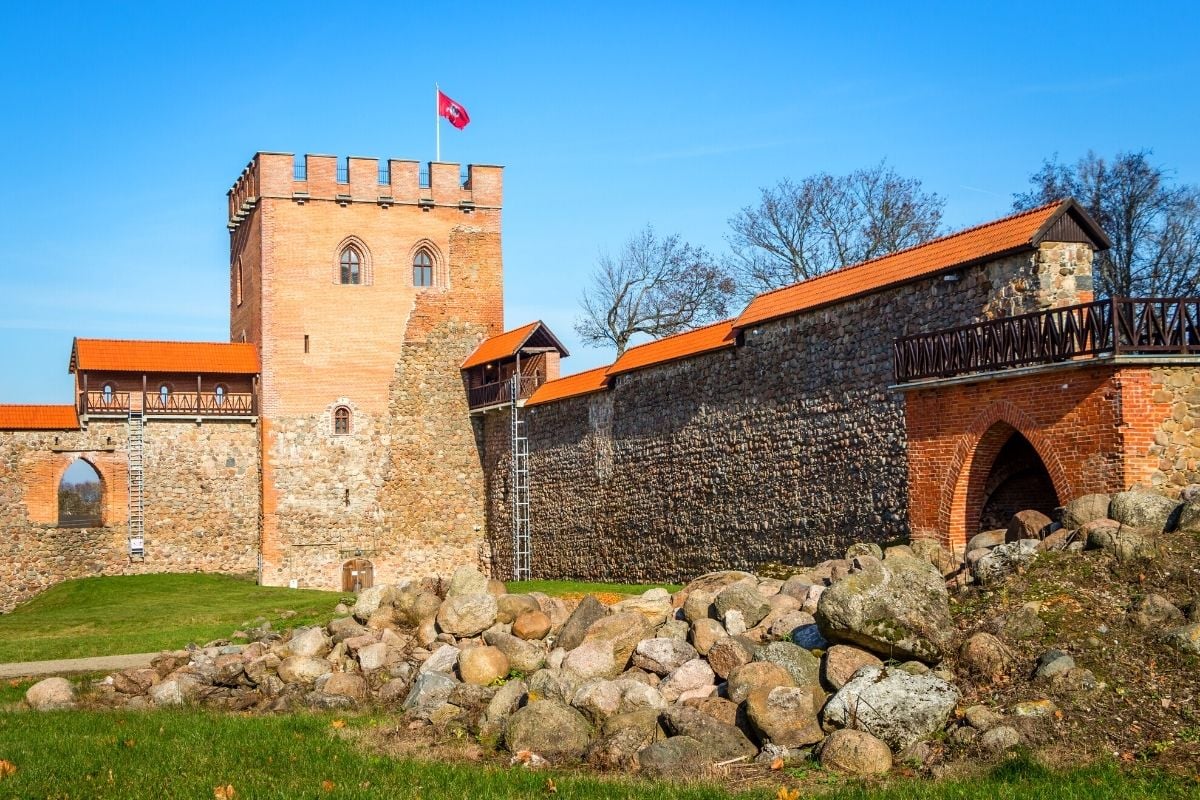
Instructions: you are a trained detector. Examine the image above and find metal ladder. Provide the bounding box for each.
[127,411,145,561]
[510,377,531,580]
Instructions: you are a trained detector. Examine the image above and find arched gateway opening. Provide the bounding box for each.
[977,433,1059,531]
[58,459,104,527]
[342,559,373,593]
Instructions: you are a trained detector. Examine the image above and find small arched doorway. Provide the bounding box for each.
[342,559,374,593]
[58,459,103,527]
[975,429,1059,533]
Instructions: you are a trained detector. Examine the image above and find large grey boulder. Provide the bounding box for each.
[1085,521,1156,561]
[402,670,458,719]
[706,636,755,679]
[555,595,608,651]
[1109,490,1180,532]
[446,566,490,598]
[587,708,661,771]
[277,655,332,685]
[563,640,618,680]
[815,555,956,663]
[479,678,527,740]
[632,637,698,676]
[1061,494,1111,530]
[661,705,757,761]
[504,700,592,761]
[823,666,961,750]
[638,736,708,776]
[658,657,716,703]
[148,678,187,707]
[714,583,771,628]
[436,593,498,637]
[419,643,461,675]
[754,641,820,688]
[582,612,653,670]
[351,584,396,620]
[971,540,1038,586]
[288,627,331,658]
[25,677,76,710]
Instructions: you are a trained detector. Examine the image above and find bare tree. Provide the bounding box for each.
[575,226,735,356]
[725,162,945,299]
[1014,150,1200,297]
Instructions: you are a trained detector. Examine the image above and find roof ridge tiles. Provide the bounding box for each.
[742,199,1065,305]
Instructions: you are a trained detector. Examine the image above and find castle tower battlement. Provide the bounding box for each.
[227,152,503,230]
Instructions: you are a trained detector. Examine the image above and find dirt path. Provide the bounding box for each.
[0,652,157,679]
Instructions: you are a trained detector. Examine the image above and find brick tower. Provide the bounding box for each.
[227,153,504,589]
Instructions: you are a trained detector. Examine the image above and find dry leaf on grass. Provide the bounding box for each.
[321,779,336,792]
[0,760,17,779]
[770,757,785,771]
[330,719,346,729]
[544,777,557,793]
[776,788,799,800]
[213,785,236,800]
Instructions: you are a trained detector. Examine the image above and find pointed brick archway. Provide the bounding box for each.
[940,400,1073,550]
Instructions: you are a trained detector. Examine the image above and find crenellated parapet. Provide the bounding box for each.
[226,152,502,230]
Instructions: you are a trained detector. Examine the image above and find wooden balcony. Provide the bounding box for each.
[80,390,256,418]
[467,375,543,410]
[893,297,1200,384]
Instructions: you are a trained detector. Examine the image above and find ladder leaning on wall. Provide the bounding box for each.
[127,410,145,562]
[510,375,531,580]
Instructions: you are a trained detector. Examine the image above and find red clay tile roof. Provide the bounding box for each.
[461,322,541,369]
[526,366,611,407]
[70,339,259,374]
[0,405,80,430]
[605,319,737,377]
[461,321,570,370]
[735,200,1083,329]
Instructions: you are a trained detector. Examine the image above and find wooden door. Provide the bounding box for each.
[341,559,374,593]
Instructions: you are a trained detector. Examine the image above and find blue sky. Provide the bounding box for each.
[1,1,1198,402]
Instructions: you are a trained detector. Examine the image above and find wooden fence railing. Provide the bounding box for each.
[467,375,543,409]
[893,297,1200,383]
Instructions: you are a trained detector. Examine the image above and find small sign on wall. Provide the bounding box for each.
[288,579,299,589]
[129,537,144,554]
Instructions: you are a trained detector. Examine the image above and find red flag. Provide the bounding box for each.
[438,90,470,130]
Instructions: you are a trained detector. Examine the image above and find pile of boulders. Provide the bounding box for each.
[963,488,1200,655]
[27,545,986,777]
[28,485,1196,777]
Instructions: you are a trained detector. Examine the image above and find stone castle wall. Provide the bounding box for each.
[0,419,259,612]
[483,245,1097,582]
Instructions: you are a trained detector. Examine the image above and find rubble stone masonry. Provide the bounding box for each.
[0,419,259,612]
[483,244,1098,582]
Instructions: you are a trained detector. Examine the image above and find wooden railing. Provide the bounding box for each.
[467,375,543,409]
[894,297,1200,383]
[80,390,255,417]
[80,391,131,415]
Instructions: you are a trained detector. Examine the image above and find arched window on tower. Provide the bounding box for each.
[413,248,434,287]
[340,247,361,285]
[235,258,243,306]
[333,406,351,435]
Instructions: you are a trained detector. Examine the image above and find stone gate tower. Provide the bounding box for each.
[226,153,504,589]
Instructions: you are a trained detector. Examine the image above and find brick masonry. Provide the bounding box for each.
[232,154,503,591]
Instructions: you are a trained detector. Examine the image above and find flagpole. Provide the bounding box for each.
[435,83,441,163]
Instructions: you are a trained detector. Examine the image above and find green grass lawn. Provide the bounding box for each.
[0,573,345,663]
[507,579,682,597]
[0,709,1194,800]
